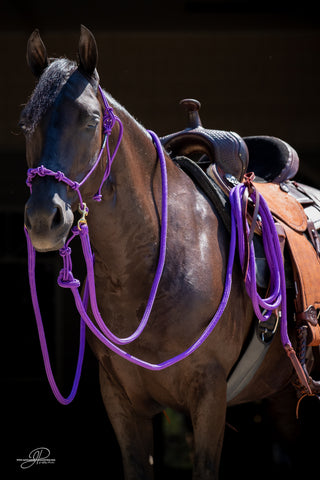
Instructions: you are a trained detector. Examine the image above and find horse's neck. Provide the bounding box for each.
[88,112,163,288]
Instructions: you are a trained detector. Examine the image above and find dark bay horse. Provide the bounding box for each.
[21,26,306,479]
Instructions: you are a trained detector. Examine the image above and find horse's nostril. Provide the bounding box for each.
[51,207,62,229]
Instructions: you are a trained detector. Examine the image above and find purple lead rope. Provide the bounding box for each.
[25,226,87,405]
[25,87,291,404]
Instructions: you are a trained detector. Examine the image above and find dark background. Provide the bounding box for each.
[1,1,320,478]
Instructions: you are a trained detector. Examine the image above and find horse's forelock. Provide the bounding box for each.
[21,58,77,134]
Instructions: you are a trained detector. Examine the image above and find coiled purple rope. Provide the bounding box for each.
[229,183,291,347]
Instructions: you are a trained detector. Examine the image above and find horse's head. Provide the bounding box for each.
[21,26,105,252]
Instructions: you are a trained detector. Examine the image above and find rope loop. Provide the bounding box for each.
[57,269,81,288]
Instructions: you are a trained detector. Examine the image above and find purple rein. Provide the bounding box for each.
[25,87,291,405]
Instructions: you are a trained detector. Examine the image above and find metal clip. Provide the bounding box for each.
[224,173,239,188]
[77,202,89,230]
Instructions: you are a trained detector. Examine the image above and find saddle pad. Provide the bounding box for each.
[253,182,308,232]
[174,156,232,232]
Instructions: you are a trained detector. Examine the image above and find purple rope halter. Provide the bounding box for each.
[25,86,291,405]
[26,86,123,210]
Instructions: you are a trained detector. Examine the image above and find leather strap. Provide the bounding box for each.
[285,344,312,395]
[307,220,320,255]
[281,222,320,314]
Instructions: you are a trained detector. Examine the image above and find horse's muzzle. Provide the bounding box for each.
[24,185,74,252]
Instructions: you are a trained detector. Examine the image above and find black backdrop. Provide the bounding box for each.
[1,1,320,478]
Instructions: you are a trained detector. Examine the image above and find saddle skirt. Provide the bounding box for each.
[253,181,320,346]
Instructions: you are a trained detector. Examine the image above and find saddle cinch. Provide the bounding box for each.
[161,99,320,365]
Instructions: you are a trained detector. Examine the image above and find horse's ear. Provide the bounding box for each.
[78,25,98,77]
[26,29,49,78]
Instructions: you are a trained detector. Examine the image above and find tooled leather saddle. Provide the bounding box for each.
[161,99,320,399]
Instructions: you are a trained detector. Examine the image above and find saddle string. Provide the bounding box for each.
[25,87,301,404]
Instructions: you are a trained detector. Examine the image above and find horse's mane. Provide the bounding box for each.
[20,58,77,134]
[20,56,148,139]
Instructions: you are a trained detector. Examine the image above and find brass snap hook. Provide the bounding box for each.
[77,202,89,230]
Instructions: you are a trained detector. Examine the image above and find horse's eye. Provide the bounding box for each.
[87,115,100,129]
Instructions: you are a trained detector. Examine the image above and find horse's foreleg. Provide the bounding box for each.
[99,363,154,480]
[189,369,227,480]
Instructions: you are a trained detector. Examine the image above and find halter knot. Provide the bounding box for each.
[37,165,47,177]
[71,181,80,191]
[103,106,116,135]
[55,171,65,182]
[57,245,80,288]
[59,246,71,257]
[93,193,102,202]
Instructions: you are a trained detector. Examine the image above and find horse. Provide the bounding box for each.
[21,25,317,479]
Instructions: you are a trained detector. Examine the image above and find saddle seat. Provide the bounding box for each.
[161,99,299,183]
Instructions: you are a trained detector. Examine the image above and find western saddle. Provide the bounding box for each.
[161,99,320,399]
